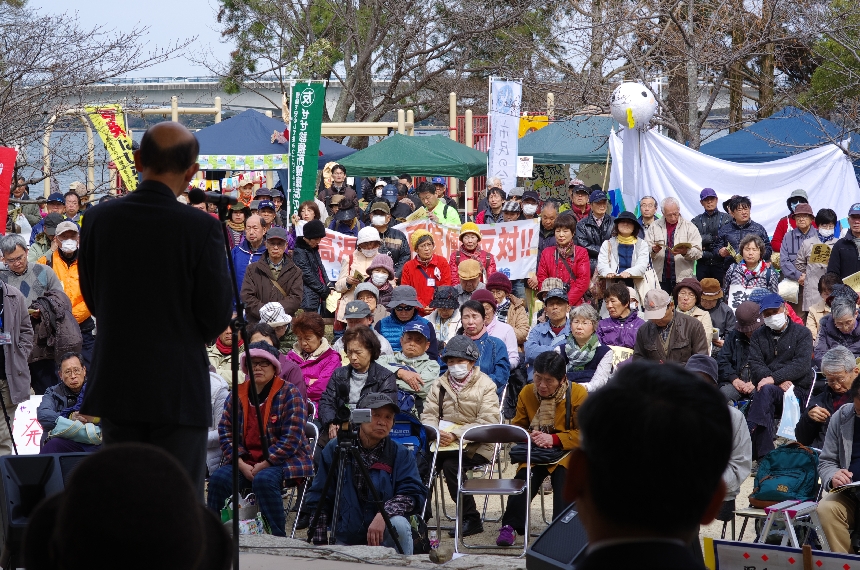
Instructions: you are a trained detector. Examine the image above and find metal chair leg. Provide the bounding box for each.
[289,477,311,539]
[437,470,456,521]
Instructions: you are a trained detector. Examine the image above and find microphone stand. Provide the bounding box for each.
[213,194,271,570]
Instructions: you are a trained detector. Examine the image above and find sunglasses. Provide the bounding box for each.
[394,306,414,312]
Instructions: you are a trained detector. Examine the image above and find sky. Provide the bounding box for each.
[31,0,233,77]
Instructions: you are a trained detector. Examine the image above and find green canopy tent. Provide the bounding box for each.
[337,133,487,179]
[518,116,619,164]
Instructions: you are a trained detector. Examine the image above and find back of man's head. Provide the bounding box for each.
[574,361,731,535]
[138,122,200,175]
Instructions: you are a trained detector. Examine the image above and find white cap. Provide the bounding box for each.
[56,221,80,235]
[356,227,382,246]
[260,302,292,327]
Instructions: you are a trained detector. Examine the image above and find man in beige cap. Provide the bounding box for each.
[455,259,485,306]
[632,289,709,365]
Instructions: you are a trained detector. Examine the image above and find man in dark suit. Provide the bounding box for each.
[79,122,232,494]
[565,362,732,570]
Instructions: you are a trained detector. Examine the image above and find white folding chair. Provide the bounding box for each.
[479,385,508,522]
[456,424,531,556]
[288,421,319,539]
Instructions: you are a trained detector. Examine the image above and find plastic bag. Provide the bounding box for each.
[777,386,801,440]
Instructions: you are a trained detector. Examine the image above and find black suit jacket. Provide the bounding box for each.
[79,180,232,427]
[577,541,706,570]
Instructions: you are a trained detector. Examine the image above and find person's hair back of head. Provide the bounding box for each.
[416,181,435,195]
[822,345,857,375]
[342,325,382,361]
[138,127,200,175]
[0,233,26,257]
[398,173,412,183]
[553,213,577,233]
[577,361,731,534]
[542,199,560,212]
[605,282,630,306]
[533,351,566,380]
[396,183,409,196]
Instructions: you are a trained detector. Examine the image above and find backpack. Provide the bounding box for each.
[749,442,819,508]
[389,412,431,488]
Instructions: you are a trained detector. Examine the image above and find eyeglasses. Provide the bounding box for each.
[62,368,83,377]
[4,252,25,265]
[394,306,413,312]
[735,204,751,211]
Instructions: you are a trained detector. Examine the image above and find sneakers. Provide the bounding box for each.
[496,525,517,547]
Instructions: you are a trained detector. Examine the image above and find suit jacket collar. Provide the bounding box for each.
[136,179,180,200]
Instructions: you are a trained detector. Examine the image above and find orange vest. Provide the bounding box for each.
[37,251,91,324]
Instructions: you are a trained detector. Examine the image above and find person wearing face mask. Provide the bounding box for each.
[334,227,386,325]
[449,223,497,286]
[368,201,410,279]
[746,293,815,460]
[420,335,501,539]
[363,255,396,308]
[813,296,860,368]
[772,188,815,253]
[521,191,540,220]
[38,221,94,368]
[796,209,839,316]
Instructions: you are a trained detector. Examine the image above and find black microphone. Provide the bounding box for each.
[188,188,238,206]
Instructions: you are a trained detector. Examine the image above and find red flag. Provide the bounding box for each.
[0,148,17,235]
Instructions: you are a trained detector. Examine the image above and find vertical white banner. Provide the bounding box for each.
[488,80,522,191]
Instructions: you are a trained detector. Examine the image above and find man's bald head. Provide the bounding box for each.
[245,214,264,247]
[137,122,200,176]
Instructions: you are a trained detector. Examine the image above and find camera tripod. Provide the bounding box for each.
[307,420,405,554]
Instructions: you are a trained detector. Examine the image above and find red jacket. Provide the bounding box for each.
[401,255,452,315]
[536,245,590,306]
[448,247,497,286]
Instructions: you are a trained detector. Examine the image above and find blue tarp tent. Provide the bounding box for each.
[194,109,356,170]
[518,116,619,164]
[700,107,860,166]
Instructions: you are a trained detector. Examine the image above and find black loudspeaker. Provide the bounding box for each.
[0,453,89,568]
[526,503,589,570]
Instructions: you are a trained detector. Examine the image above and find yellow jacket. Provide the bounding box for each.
[512,382,587,472]
[37,251,91,324]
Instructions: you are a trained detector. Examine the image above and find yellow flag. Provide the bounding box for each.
[86,105,138,191]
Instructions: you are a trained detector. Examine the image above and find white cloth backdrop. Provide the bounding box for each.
[608,128,860,233]
[488,80,522,190]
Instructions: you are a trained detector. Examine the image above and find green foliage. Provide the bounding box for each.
[801,0,860,111]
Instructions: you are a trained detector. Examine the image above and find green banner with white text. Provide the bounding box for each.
[289,82,326,217]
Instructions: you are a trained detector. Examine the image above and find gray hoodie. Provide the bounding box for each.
[725,406,753,500]
[819,402,858,491]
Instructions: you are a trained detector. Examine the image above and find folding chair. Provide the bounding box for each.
[308,400,317,420]
[479,385,508,523]
[455,424,531,556]
[422,424,441,519]
[288,421,319,539]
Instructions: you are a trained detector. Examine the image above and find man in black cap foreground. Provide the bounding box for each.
[566,361,731,570]
[28,192,67,245]
[27,212,64,264]
[79,122,232,494]
[304,392,426,553]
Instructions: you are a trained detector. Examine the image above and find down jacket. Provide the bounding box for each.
[36,381,80,444]
[286,338,341,406]
[575,214,614,273]
[29,289,81,364]
[537,246,590,306]
[596,310,645,349]
[496,295,529,347]
[748,320,814,400]
[421,367,501,460]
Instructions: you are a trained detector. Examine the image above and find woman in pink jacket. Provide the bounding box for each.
[285,312,341,413]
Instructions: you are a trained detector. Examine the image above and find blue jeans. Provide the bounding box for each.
[336,515,413,554]
[511,279,526,301]
[207,463,287,536]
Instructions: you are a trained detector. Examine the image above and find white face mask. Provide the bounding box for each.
[448,363,470,380]
[61,239,78,253]
[763,312,787,331]
[819,229,834,239]
[371,272,389,286]
[371,215,386,226]
[523,204,538,216]
[360,247,378,258]
[630,301,639,311]
[375,188,383,197]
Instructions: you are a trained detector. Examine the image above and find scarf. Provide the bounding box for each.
[448,364,478,394]
[570,204,590,220]
[496,298,511,323]
[226,220,245,232]
[565,333,600,371]
[530,379,569,432]
[741,259,766,278]
[556,243,574,259]
[215,337,243,355]
[617,234,637,245]
[468,327,486,341]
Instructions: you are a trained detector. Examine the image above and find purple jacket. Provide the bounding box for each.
[286,344,342,407]
[596,309,646,349]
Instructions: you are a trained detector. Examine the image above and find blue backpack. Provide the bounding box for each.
[389,412,431,487]
[749,442,819,508]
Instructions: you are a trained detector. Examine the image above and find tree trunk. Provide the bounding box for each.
[685,0,700,149]
[758,43,775,119]
[728,23,744,132]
